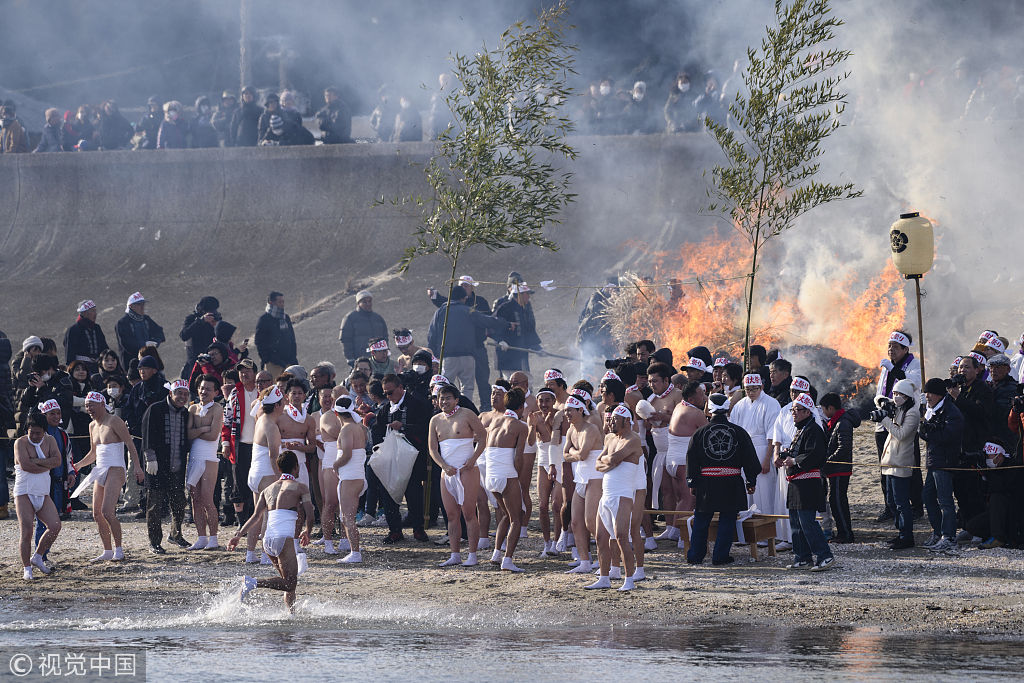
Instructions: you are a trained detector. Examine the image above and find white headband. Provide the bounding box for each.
[791,377,810,392]
[743,374,762,387]
[889,331,910,347]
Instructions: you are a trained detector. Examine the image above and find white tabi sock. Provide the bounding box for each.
[644,537,657,551]
[23,566,33,580]
[188,536,208,550]
[337,538,351,551]
[554,531,567,552]
[608,566,622,579]
[585,575,611,589]
[297,552,308,575]
[91,550,114,563]
[477,537,491,550]
[490,549,502,563]
[338,551,362,564]
[566,560,592,574]
[205,536,219,549]
[112,547,124,561]
[260,552,272,565]
[500,557,524,572]
[324,539,336,554]
[462,552,478,566]
[632,567,646,581]
[31,553,50,574]
[245,550,257,563]
[440,552,462,567]
[618,577,636,591]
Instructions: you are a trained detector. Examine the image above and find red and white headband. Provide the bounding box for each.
[77,300,96,313]
[888,331,910,347]
[684,357,708,373]
[792,393,816,411]
[968,352,986,366]
[986,337,1006,354]
[85,391,106,404]
[601,370,621,383]
[262,386,284,404]
[978,330,996,343]
[37,399,60,413]
[544,369,563,382]
[612,404,633,423]
[367,339,389,353]
[713,357,729,368]
[984,442,1006,456]
[791,377,810,392]
[430,374,450,386]
[743,373,762,387]
[570,388,592,403]
[394,333,413,346]
[165,379,190,393]
[565,396,589,415]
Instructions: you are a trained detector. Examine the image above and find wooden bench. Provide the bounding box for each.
[678,515,778,561]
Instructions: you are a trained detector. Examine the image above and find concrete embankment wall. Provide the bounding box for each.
[0,135,721,373]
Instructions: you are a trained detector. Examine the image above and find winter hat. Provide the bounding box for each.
[21,336,43,352]
[138,356,159,370]
[987,353,1011,367]
[356,290,372,303]
[77,300,96,313]
[892,379,916,397]
[923,378,948,396]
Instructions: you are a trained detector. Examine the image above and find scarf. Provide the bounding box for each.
[126,309,144,322]
[924,397,944,422]
[266,303,285,320]
[826,408,845,432]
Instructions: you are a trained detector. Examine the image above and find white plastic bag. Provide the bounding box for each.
[368,429,419,502]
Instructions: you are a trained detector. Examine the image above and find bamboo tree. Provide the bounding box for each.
[704,0,862,370]
[387,1,577,366]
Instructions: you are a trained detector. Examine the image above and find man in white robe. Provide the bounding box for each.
[729,373,780,521]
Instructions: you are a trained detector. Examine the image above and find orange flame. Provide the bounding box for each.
[616,231,907,369]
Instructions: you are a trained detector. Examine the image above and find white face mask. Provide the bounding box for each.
[633,92,644,102]
[40,373,51,382]
[599,85,611,96]
[108,388,120,398]
[413,364,428,374]
[678,82,690,93]
[893,394,907,407]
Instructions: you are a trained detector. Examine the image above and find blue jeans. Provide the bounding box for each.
[789,509,832,564]
[687,510,737,564]
[923,468,956,538]
[0,444,10,507]
[886,475,913,540]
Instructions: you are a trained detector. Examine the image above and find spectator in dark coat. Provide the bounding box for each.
[157,101,187,149]
[63,299,109,371]
[230,87,263,147]
[316,86,353,144]
[339,291,388,368]
[178,296,220,379]
[494,281,541,374]
[115,292,165,371]
[426,285,507,404]
[369,85,397,142]
[428,275,494,409]
[211,91,238,146]
[919,378,965,550]
[33,108,65,153]
[98,100,134,150]
[254,291,298,376]
[89,349,125,392]
[190,96,219,148]
[16,355,73,434]
[135,96,163,150]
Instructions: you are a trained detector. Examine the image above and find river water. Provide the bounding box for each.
[1,587,1022,681]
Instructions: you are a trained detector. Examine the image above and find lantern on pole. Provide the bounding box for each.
[889,212,934,384]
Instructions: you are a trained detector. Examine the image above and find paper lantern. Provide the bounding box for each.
[889,212,934,276]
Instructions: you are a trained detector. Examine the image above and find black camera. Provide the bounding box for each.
[869,396,896,422]
[197,353,212,363]
[604,358,630,370]
[950,373,967,387]
[1013,395,1024,414]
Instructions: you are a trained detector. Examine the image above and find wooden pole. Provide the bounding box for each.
[913,275,926,383]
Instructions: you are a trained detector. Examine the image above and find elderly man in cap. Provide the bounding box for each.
[142,379,192,553]
[429,274,494,409]
[115,292,165,371]
[494,275,541,376]
[340,290,388,369]
[63,300,109,374]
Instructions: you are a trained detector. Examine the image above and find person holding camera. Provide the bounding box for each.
[178,296,221,379]
[871,379,920,549]
[987,354,1019,447]
[873,330,922,523]
[918,377,965,551]
[948,354,992,536]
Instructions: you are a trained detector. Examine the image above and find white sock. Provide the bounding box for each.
[618,577,636,591]
[440,552,462,567]
[632,567,646,581]
[112,547,124,561]
[205,536,219,549]
[31,553,50,574]
[293,538,300,552]
[609,566,622,579]
[338,551,363,564]
[260,552,272,565]
[245,550,257,563]
[677,538,686,549]
[490,549,502,563]
[566,560,592,574]
[23,566,33,580]
[566,532,575,547]
[519,527,528,538]
[644,537,657,551]
[189,536,208,550]
[501,557,524,572]
[571,547,580,561]
[297,552,308,575]
[585,575,611,589]
[91,550,114,562]
[337,538,351,551]
[324,539,336,554]
[462,552,478,566]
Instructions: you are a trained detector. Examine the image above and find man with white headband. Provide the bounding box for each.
[63,299,108,373]
[115,291,165,371]
[666,380,708,541]
[428,383,488,567]
[730,372,781,515]
[590,403,642,590]
[72,391,144,561]
[874,329,922,522]
[775,392,834,571]
[141,379,192,554]
[563,393,603,574]
[393,328,426,374]
[12,411,64,579]
[509,370,539,537]
[685,393,760,566]
[767,375,818,549]
[477,380,515,549]
[365,337,397,378]
[646,362,682,540]
[969,440,1016,550]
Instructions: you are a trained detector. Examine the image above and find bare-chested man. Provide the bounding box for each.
[428,384,487,567]
[563,395,604,574]
[668,380,708,536]
[244,386,285,563]
[332,397,367,563]
[230,451,313,610]
[278,378,318,492]
[72,392,144,561]
[530,388,566,557]
[509,371,538,537]
[318,390,343,555]
[477,380,513,550]
[543,369,575,552]
[187,375,224,550]
[481,386,528,572]
[590,404,643,591]
[647,362,682,540]
[13,412,63,579]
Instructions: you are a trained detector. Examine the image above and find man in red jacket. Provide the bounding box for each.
[222,359,260,528]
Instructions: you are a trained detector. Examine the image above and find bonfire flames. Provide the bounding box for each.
[606,230,906,403]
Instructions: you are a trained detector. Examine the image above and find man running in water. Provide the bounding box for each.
[428,384,487,567]
[230,450,313,610]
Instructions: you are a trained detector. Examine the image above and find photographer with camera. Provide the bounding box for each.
[948,354,993,536]
[918,378,964,551]
[873,330,922,523]
[987,354,1019,448]
[179,296,221,380]
[869,380,920,549]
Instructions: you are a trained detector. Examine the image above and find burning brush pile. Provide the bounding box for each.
[603,230,906,405]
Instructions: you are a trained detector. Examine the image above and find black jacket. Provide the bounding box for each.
[494,296,540,371]
[125,373,169,436]
[115,314,165,371]
[141,397,190,487]
[64,318,109,367]
[823,408,861,477]
[254,312,298,368]
[767,375,792,404]
[17,371,73,434]
[954,379,993,454]
[426,302,506,358]
[919,397,964,469]
[370,389,431,456]
[230,101,263,147]
[179,313,217,375]
[136,110,162,149]
[316,101,353,143]
[431,291,492,346]
[785,415,827,510]
[686,415,761,512]
[98,110,134,150]
[990,376,1019,447]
